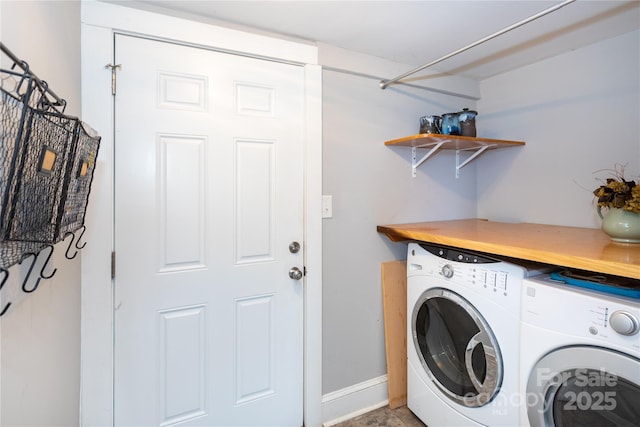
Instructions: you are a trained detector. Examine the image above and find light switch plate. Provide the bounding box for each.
[322,195,332,218]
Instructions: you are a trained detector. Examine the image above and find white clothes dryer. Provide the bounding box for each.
[520,274,640,427]
[407,242,549,427]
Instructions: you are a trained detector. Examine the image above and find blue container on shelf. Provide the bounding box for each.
[441,112,460,135]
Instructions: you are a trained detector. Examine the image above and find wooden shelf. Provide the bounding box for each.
[385,133,525,149]
[377,219,640,280]
[385,134,525,177]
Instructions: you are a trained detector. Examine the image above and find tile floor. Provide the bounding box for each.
[332,405,426,427]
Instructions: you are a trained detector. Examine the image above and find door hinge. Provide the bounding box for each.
[111,251,116,279]
[105,63,121,96]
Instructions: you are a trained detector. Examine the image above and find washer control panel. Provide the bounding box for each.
[474,267,509,293]
[409,243,525,299]
[420,243,499,264]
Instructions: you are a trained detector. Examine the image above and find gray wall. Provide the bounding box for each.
[320,28,640,397]
[477,30,640,227]
[321,69,477,394]
[0,1,82,425]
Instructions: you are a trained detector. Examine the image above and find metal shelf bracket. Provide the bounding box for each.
[412,140,448,177]
[455,144,495,178]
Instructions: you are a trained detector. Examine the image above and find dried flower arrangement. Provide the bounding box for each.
[593,165,640,214]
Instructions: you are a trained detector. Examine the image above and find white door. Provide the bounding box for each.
[113,34,304,427]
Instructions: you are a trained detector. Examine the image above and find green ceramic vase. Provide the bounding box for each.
[598,207,640,243]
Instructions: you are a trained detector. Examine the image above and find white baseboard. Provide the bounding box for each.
[321,375,389,426]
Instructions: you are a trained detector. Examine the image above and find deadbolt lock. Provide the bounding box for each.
[289,241,301,254]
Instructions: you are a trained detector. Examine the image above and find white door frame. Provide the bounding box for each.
[80,2,322,426]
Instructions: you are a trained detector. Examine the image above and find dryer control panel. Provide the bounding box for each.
[522,275,640,353]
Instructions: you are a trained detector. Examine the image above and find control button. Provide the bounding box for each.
[610,311,639,336]
[441,264,454,279]
[589,326,598,335]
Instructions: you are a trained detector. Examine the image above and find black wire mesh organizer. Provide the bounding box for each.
[0,44,101,272]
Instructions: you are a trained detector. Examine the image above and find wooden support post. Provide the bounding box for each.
[381,260,407,409]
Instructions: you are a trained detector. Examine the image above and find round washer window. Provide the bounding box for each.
[412,288,502,407]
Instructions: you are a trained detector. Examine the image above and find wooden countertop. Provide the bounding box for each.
[377,219,640,279]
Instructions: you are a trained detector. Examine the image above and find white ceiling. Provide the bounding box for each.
[118,1,640,82]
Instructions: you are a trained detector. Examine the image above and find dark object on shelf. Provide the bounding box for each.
[458,108,477,137]
[419,115,441,134]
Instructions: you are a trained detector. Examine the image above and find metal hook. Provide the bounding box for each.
[75,225,87,250]
[39,244,57,280]
[11,59,29,74]
[0,269,11,317]
[19,253,40,293]
[15,65,32,98]
[37,80,53,111]
[64,231,78,259]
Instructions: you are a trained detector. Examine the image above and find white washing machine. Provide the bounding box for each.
[407,242,550,427]
[520,274,640,427]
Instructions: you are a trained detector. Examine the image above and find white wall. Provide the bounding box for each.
[477,30,640,228]
[321,50,479,397]
[0,1,82,425]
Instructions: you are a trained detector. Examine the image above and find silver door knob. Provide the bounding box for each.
[289,267,303,280]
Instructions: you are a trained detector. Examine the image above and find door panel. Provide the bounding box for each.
[159,135,206,271]
[114,34,304,426]
[235,294,275,404]
[235,139,275,263]
[159,305,207,424]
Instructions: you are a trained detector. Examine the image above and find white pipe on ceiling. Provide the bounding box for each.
[379,0,578,89]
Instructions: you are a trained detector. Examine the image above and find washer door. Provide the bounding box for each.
[526,346,640,427]
[412,288,502,407]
